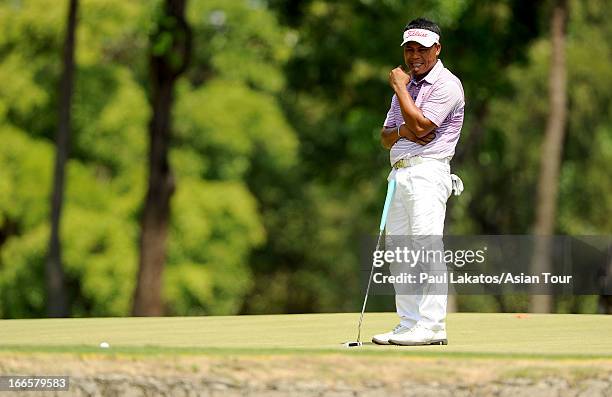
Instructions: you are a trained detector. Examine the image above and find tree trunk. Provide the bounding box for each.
[600,295,612,314]
[132,0,191,316]
[530,0,568,313]
[46,0,78,318]
[599,252,612,314]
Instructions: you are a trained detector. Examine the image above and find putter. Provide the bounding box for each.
[344,179,396,348]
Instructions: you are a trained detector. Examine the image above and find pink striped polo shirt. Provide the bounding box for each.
[383,60,465,166]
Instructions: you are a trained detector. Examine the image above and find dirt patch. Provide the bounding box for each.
[1,353,611,396]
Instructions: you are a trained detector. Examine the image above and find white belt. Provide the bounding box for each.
[392,156,451,169]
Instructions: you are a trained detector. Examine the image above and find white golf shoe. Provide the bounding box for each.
[388,324,447,346]
[371,324,413,345]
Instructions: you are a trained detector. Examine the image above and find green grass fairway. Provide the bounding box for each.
[1,313,611,359]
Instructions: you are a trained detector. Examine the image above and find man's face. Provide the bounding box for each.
[403,41,441,78]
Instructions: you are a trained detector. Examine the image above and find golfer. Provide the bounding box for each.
[372,18,465,346]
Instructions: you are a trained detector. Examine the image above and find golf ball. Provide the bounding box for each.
[99,342,110,348]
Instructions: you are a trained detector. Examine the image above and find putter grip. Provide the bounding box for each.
[379,179,396,232]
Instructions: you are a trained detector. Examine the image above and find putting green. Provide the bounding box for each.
[1,313,611,358]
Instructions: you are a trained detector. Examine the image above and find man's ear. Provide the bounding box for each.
[435,43,442,57]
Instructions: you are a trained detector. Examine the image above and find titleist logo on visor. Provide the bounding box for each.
[406,29,429,37]
[401,28,440,46]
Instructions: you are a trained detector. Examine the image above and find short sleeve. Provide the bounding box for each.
[421,81,463,127]
[383,94,400,128]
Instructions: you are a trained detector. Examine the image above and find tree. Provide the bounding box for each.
[132,0,192,316]
[530,0,569,313]
[0,0,287,318]
[45,0,79,318]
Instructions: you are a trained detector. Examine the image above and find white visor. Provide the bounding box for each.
[400,28,440,47]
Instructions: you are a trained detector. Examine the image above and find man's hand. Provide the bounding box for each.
[380,125,436,149]
[387,66,438,138]
[389,66,411,91]
[413,130,436,145]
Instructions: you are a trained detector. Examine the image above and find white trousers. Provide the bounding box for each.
[385,159,452,331]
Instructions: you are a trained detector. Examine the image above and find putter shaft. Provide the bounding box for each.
[354,179,395,344]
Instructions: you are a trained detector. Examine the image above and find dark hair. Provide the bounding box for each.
[405,18,441,38]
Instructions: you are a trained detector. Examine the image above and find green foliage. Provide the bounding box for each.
[0,128,52,318]
[0,127,53,228]
[0,0,295,318]
[0,224,48,318]
[163,0,297,314]
[61,205,138,317]
[165,178,264,315]
[457,0,612,235]
[72,66,149,174]
[188,0,291,92]
[174,80,297,180]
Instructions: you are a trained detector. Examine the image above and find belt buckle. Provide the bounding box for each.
[393,158,411,169]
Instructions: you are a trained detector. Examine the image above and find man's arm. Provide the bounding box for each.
[389,67,437,137]
[380,124,435,150]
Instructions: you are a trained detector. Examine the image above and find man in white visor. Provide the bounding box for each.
[372,18,465,346]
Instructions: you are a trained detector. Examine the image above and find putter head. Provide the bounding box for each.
[343,341,362,348]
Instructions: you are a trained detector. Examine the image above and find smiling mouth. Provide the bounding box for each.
[411,63,423,68]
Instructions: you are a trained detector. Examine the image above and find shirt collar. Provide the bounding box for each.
[410,60,443,86]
